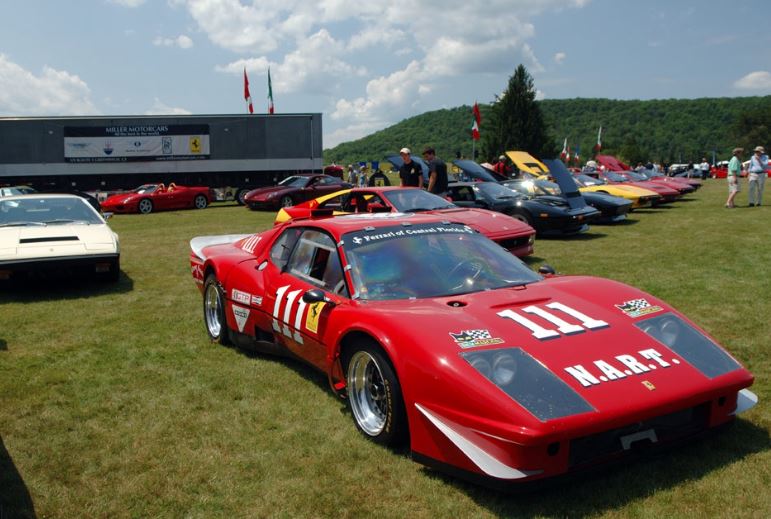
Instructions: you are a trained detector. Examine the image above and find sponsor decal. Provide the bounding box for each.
[232,305,250,333]
[272,285,307,344]
[615,298,663,318]
[450,329,504,349]
[564,348,681,387]
[190,136,202,153]
[231,289,251,305]
[191,262,203,283]
[642,380,656,391]
[348,224,474,246]
[305,301,327,334]
[240,235,262,253]
[251,295,263,306]
[498,302,608,340]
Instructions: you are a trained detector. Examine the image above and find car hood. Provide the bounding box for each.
[247,186,294,200]
[427,207,533,235]
[364,275,751,421]
[102,192,140,205]
[0,224,118,260]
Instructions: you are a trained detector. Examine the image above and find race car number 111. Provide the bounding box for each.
[498,302,609,340]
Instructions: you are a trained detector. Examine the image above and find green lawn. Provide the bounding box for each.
[1,181,769,518]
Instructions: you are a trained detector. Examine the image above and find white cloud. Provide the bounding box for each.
[535,89,545,100]
[144,98,192,115]
[554,52,566,64]
[0,54,99,116]
[733,71,771,91]
[153,35,194,49]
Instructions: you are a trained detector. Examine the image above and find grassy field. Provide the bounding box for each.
[1,181,769,518]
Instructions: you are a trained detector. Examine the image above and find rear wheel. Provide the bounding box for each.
[280,195,294,208]
[203,274,231,345]
[344,340,407,446]
[194,194,208,209]
[138,198,153,214]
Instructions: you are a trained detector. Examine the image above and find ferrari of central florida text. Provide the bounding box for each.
[189,212,756,487]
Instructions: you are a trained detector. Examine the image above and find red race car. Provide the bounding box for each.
[189,212,756,487]
[244,174,352,210]
[275,187,536,258]
[101,183,210,214]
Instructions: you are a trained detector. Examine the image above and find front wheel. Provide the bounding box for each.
[280,195,294,208]
[510,211,534,228]
[138,198,153,214]
[345,341,407,446]
[235,189,249,205]
[203,274,231,345]
[194,194,208,209]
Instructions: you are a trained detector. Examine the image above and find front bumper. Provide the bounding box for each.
[0,253,120,280]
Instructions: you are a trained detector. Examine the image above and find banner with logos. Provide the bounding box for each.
[63,124,210,163]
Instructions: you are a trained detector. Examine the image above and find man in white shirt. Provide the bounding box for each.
[748,146,768,206]
[699,158,710,180]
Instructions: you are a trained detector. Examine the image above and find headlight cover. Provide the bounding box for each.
[462,348,595,421]
[636,313,741,379]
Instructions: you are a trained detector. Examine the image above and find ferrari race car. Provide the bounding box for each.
[189,212,756,487]
[275,187,536,257]
[101,183,210,214]
[0,194,120,281]
[573,174,661,209]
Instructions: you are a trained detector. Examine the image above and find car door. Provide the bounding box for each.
[152,187,175,210]
[262,227,347,370]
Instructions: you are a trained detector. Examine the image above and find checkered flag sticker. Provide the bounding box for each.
[615,298,662,318]
[451,329,492,342]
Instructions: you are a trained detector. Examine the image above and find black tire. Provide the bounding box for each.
[138,198,153,214]
[203,274,232,345]
[344,340,407,446]
[235,189,249,206]
[280,195,294,208]
[510,211,534,228]
[193,194,208,209]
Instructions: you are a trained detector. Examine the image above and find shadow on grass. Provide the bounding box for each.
[593,218,639,226]
[0,339,6,351]
[0,271,134,303]
[422,419,770,518]
[542,231,607,241]
[0,435,37,519]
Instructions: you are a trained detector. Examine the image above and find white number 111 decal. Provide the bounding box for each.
[498,302,609,339]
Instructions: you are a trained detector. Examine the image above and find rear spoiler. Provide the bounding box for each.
[190,234,251,260]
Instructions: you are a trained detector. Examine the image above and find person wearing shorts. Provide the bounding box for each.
[725,147,743,208]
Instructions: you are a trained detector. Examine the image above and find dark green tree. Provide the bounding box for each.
[482,64,554,160]
[731,106,771,153]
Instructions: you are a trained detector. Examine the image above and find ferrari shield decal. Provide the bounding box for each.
[305,302,326,334]
[615,298,663,318]
[450,329,504,349]
[232,305,250,333]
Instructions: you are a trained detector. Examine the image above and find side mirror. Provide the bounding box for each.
[538,264,556,276]
[302,289,335,306]
[102,212,114,220]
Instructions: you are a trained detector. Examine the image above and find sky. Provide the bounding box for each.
[0,0,769,148]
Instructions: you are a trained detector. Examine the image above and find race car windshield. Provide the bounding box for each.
[604,172,628,182]
[575,174,605,186]
[383,189,455,212]
[0,196,103,226]
[278,176,311,188]
[476,182,521,200]
[133,184,158,194]
[343,223,541,300]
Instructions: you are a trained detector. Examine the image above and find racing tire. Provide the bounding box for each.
[510,211,534,228]
[235,189,249,206]
[280,195,294,208]
[194,194,208,209]
[203,273,232,346]
[344,340,407,447]
[138,198,153,214]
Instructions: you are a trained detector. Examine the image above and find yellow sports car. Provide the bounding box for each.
[571,173,661,209]
[505,151,548,176]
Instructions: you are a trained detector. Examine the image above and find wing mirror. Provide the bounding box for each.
[538,264,556,276]
[302,289,336,306]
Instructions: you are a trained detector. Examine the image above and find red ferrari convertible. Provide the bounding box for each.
[189,212,756,487]
[101,183,210,214]
[275,187,536,258]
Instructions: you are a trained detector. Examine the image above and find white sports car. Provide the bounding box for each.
[0,194,120,282]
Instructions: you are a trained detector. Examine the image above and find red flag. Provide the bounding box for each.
[267,67,274,115]
[560,137,568,160]
[471,102,481,140]
[243,68,253,114]
[593,126,602,152]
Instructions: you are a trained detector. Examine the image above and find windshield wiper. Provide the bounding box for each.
[0,221,47,227]
[403,207,435,213]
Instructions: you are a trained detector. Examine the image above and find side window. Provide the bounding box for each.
[320,194,344,210]
[286,229,347,295]
[270,228,303,269]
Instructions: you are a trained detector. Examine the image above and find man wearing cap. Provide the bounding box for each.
[398,148,423,188]
[725,147,743,208]
[422,147,448,197]
[747,145,768,206]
